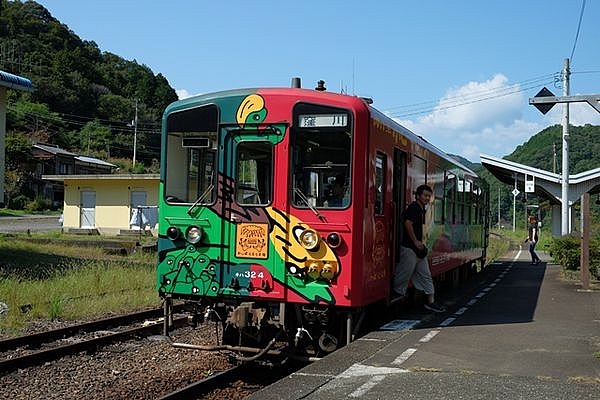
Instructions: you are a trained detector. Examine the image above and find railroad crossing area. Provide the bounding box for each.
[248,250,600,400]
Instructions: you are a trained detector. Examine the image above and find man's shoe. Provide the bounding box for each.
[424,302,446,313]
[535,260,542,265]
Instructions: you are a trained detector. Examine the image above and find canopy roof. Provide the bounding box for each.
[0,70,33,92]
[480,153,600,205]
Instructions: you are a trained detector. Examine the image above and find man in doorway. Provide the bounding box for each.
[393,184,446,313]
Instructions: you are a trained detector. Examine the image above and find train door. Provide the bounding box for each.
[220,133,284,299]
[392,149,407,263]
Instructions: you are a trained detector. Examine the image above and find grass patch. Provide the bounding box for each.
[0,235,160,334]
[0,209,61,217]
[486,229,512,264]
[486,227,553,266]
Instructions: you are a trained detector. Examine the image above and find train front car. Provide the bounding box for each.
[157,88,367,359]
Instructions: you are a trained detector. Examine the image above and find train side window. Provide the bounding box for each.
[236,141,272,205]
[472,182,480,224]
[433,168,444,224]
[445,172,456,224]
[375,153,385,214]
[411,156,427,192]
[464,179,472,224]
[456,178,465,224]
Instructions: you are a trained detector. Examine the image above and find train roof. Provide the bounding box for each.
[166,87,479,178]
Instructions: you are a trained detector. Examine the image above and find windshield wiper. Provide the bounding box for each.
[293,187,324,220]
[187,184,215,216]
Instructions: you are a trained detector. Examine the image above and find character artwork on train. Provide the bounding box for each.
[157,79,489,360]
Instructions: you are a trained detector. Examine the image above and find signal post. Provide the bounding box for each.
[529,58,600,290]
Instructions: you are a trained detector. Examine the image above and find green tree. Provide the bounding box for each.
[1,0,178,168]
[4,132,35,207]
[78,120,111,155]
[7,98,63,140]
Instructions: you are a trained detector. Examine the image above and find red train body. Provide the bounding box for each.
[158,83,489,358]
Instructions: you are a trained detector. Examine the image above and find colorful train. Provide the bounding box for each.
[157,79,489,359]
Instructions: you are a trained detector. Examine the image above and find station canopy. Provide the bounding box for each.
[0,70,33,92]
[480,153,600,205]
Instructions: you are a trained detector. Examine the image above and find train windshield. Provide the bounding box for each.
[291,103,352,209]
[164,105,218,204]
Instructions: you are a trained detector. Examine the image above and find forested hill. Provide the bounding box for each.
[450,124,600,226]
[506,124,600,175]
[451,124,600,176]
[0,0,178,167]
[3,1,600,178]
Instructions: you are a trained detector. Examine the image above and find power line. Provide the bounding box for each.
[384,74,556,112]
[385,74,557,119]
[569,0,587,62]
[6,104,160,135]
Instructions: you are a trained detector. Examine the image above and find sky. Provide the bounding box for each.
[34,0,600,162]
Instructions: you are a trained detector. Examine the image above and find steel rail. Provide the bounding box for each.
[0,315,187,375]
[156,365,244,400]
[0,305,183,351]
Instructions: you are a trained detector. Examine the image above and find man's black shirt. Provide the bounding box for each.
[401,201,424,248]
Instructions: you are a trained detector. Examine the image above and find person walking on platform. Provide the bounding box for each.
[393,184,446,313]
[526,215,542,265]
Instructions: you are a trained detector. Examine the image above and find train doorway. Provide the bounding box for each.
[393,149,407,264]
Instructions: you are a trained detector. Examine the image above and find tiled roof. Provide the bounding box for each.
[33,143,76,156]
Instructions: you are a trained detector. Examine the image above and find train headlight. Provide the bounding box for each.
[185,226,203,244]
[166,226,180,240]
[299,229,319,250]
[321,262,337,280]
[307,262,321,280]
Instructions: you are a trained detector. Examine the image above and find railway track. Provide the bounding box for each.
[157,361,303,400]
[157,365,244,400]
[0,307,186,375]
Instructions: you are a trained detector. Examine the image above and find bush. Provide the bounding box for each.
[550,234,599,278]
[25,196,53,212]
[8,194,31,210]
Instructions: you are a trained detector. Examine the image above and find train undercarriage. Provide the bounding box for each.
[162,296,366,363]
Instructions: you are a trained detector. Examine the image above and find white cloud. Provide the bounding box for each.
[418,74,523,131]
[391,74,546,161]
[544,100,600,126]
[176,89,193,99]
[460,144,480,160]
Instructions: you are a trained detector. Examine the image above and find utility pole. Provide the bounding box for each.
[561,58,570,236]
[497,187,501,228]
[552,142,556,174]
[512,176,519,232]
[133,99,138,168]
[529,57,600,235]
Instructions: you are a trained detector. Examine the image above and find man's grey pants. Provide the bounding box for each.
[393,246,435,296]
